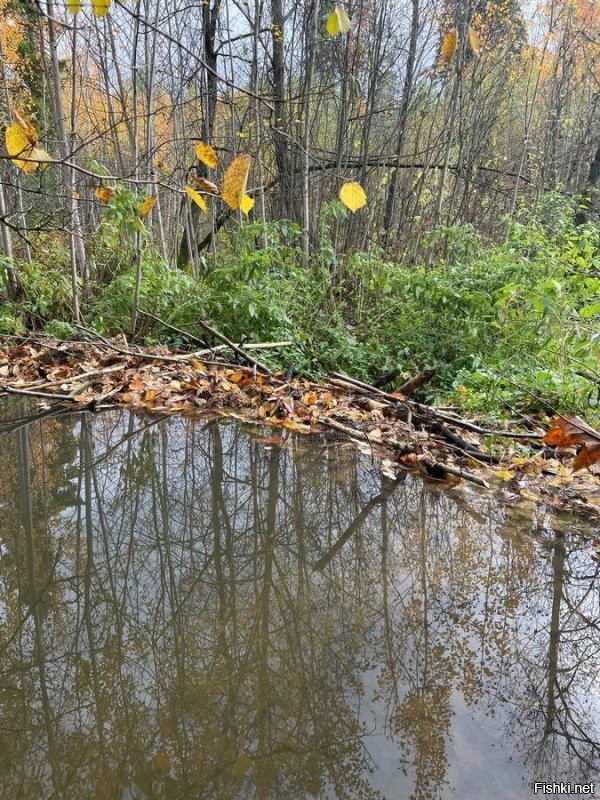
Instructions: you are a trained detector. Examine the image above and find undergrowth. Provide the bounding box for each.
[1,193,599,422]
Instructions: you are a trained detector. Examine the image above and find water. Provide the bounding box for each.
[0,398,599,799]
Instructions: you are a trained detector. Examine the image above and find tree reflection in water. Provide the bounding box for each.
[0,402,598,799]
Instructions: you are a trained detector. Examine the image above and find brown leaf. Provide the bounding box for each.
[95,186,116,204]
[302,391,318,405]
[573,444,600,471]
[544,415,600,472]
[544,414,600,447]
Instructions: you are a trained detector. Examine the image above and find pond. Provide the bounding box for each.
[0,398,599,799]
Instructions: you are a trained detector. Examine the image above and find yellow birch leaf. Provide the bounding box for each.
[91,0,111,18]
[468,27,481,54]
[192,176,219,195]
[221,154,251,210]
[5,122,32,171]
[240,194,254,215]
[439,29,458,66]
[184,185,208,211]
[339,181,367,212]
[94,186,116,203]
[66,0,82,12]
[5,116,50,172]
[325,4,351,36]
[139,195,157,217]
[195,141,218,169]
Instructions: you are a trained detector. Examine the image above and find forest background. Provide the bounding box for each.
[0,0,599,420]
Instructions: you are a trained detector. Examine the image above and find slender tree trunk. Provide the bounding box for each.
[270,0,298,221]
[131,9,142,335]
[383,0,419,249]
[46,0,85,320]
[177,0,221,266]
[302,0,321,266]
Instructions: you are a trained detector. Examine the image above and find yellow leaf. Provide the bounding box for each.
[153,158,169,172]
[192,176,219,195]
[494,469,513,481]
[5,113,49,172]
[439,29,458,67]
[91,0,111,17]
[26,146,51,170]
[194,141,218,169]
[184,185,208,211]
[94,186,115,203]
[468,27,481,54]
[6,123,30,159]
[139,195,157,217]
[325,4,351,36]
[66,0,82,12]
[240,194,254,215]
[339,181,367,212]
[519,488,539,503]
[221,154,251,211]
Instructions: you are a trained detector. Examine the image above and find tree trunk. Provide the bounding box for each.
[383,0,419,249]
[177,0,221,267]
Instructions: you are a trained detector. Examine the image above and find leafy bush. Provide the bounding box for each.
[4,193,599,421]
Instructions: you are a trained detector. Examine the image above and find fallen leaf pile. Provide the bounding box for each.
[1,336,600,520]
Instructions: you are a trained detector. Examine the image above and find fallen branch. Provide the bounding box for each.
[2,385,76,401]
[437,424,499,464]
[421,458,490,489]
[319,417,488,488]
[194,319,273,375]
[73,324,212,364]
[318,417,414,455]
[328,371,543,439]
[396,368,437,396]
[34,363,126,389]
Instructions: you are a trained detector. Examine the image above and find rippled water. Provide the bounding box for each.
[0,398,599,799]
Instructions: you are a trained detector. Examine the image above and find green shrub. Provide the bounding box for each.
[4,193,600,421]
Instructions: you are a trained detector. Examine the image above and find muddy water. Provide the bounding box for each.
[0,398,599,799]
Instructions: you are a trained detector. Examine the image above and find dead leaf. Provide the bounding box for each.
[95,186,116,204]
[302,391,318,405]
[192,176,220,195]
[544,415,600,471]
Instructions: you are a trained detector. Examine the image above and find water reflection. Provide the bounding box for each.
[0,401,599,799]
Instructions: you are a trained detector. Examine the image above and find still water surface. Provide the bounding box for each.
[0,398,599,799]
